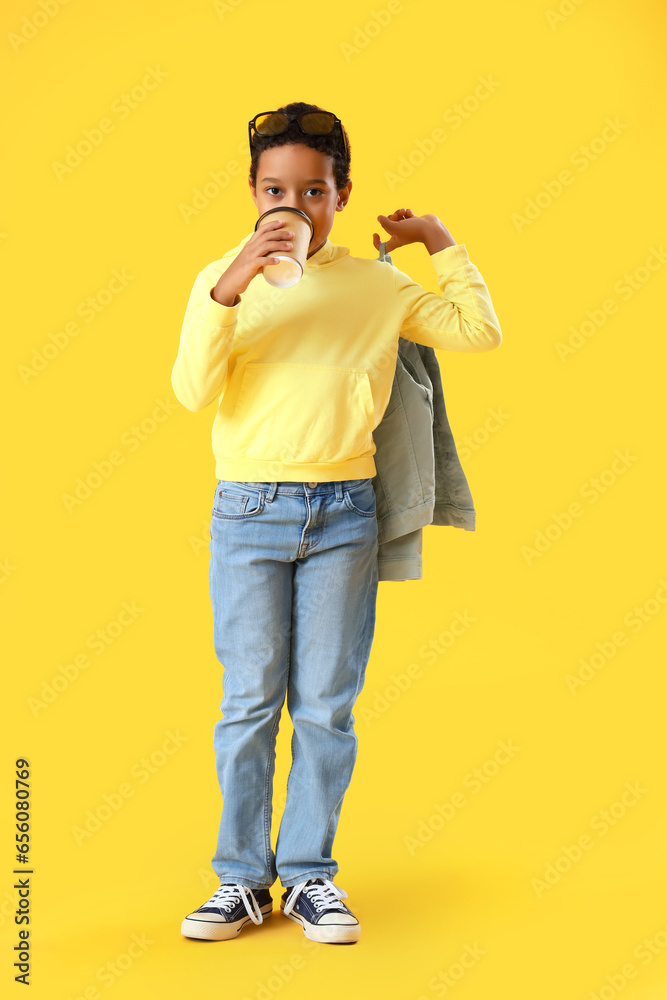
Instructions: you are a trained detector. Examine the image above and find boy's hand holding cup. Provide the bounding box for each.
[211,209,314,305]
[255,208,314,287]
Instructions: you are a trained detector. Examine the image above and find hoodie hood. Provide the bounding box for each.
[304,238,350,267]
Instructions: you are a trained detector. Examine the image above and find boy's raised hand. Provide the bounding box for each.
[211,217,296,305]
[372,209,456,256]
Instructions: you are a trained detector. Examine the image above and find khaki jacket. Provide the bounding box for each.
[373,337,475,581]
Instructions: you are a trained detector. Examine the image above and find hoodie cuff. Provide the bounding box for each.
[428,242,469,270]
[200,285,242,326]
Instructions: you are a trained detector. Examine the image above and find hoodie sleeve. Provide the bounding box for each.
[170,264,242,412]
[392,243,502,352]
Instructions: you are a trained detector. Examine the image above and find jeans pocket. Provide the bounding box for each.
[343,479,377,517]
[212,481,265,519]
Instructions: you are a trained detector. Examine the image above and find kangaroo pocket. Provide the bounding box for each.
[230,362,376,464]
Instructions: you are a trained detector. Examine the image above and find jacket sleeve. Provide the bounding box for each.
[392,243,502,352]
[170,264,242,412]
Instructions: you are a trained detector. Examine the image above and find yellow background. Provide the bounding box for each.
[2,0,667,996]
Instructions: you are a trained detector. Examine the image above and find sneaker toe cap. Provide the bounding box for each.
[318,912,358,925]
[186,909,230,922]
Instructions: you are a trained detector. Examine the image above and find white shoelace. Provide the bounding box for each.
[203,882,264,925]
[283,878,348,917]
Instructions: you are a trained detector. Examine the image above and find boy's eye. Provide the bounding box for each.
[265,186,323,196]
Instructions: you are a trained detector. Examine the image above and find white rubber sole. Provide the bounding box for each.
[280,903,360,944]
[181,903,273,940]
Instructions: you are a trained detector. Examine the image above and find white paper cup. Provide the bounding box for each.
[255,207,315,288]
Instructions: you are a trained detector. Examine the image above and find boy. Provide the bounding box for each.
[172,102,502,945]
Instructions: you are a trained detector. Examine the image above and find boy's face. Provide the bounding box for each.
[249,144,352,259]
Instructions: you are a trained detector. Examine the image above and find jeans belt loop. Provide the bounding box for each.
[266,482,278,501]
[335,481,344,502]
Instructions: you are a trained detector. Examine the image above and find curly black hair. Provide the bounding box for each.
[249,101,351,192]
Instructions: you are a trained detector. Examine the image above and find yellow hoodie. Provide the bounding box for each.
[171,234,502,482]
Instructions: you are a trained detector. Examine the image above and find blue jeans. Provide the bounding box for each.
[208,478,379,889]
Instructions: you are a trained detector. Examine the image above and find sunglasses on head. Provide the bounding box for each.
[248,110,348,160]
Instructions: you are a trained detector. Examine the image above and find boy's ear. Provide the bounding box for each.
[248,175,257,205]
[336,180,352,211]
